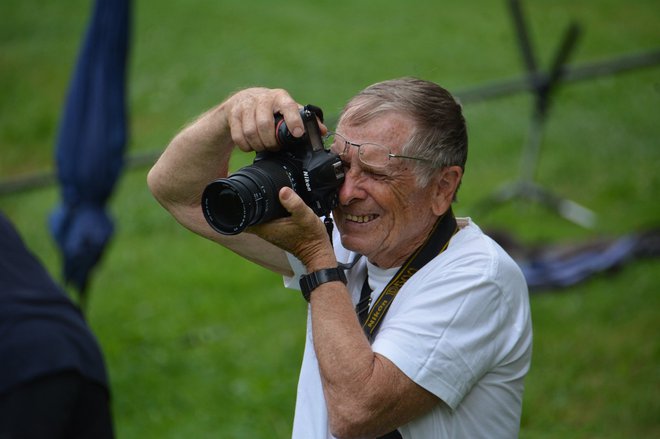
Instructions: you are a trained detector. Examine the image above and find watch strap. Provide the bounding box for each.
[299,267,347,302]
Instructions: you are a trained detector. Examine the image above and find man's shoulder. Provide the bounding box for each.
[430,217,526,287]
[445,218,511,264]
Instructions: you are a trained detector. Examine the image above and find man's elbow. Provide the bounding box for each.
[147,165,181,211]
[328,417,364,439]
[146,165,165,202]
[327,401,376,439]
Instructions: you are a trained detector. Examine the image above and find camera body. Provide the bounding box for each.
[202,105,345,235]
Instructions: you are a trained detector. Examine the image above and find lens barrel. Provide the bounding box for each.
[202,157,299,235]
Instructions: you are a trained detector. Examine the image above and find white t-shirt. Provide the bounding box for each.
[285,218,532,439]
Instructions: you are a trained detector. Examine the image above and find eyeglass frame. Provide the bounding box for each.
[323,131,432,169]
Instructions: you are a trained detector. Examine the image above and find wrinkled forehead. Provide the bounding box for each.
[336,111,416,154]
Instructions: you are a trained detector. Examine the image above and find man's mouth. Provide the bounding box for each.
[345,213,378,224]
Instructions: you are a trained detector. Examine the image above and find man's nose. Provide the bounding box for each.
[338,166,366,206]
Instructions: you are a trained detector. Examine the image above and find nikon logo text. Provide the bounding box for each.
[303,170,312,192]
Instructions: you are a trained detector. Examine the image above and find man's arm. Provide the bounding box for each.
[256,188,440,438]
[147,88,305,275]
[311,283,440,438]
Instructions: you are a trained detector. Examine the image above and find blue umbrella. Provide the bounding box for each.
[49,0,131,299]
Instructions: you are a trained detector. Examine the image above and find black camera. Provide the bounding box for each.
[201,105,345,235]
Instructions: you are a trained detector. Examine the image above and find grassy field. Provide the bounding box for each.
[2,0,659,437]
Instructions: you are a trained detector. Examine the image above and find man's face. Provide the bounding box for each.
[331,113,443,268]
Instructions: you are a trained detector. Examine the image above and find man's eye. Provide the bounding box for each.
[363,168,389,180]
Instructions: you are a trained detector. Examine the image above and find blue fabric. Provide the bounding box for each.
[50,0,131,293]
[0,212,108,395]
[519,236,641,291]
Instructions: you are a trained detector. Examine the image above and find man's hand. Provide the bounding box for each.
[224,88,308,153]
[248,187,337,271]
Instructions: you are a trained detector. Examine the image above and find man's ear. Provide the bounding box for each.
[430,166,463,216]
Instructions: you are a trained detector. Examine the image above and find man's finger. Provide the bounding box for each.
[279,187,305,214]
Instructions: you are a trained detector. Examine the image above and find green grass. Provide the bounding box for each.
[2,0,659,437]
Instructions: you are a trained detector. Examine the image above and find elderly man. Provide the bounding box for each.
[148,77,532,439]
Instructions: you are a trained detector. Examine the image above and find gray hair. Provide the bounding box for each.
[339,77,468,191]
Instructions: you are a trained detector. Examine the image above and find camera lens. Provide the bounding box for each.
[202,157,299,235]
[204,184,249,233]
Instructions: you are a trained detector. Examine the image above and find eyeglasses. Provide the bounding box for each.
[324,132,431,169]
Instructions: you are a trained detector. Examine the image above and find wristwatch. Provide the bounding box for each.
[299,267,347,302]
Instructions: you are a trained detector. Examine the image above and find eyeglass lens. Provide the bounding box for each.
[325,133,390,168]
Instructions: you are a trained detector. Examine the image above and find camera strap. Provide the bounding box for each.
[323,216,335,245]
[359,208,458,342]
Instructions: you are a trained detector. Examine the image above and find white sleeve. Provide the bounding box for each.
[283,252,307,290]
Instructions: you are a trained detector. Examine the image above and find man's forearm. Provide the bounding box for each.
[148,103,234,212]
[309,283,389,438]
[309,278,438,438]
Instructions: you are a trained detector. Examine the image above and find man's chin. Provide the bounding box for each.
[339,234,371,256]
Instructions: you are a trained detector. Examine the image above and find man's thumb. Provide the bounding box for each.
[279,187,300,213]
